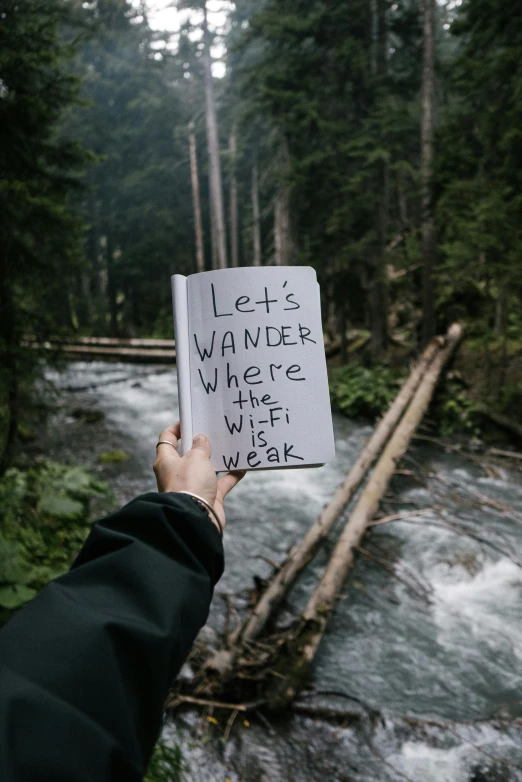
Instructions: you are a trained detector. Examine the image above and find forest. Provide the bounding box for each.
[1,0,522,466]
[1,1,522,780]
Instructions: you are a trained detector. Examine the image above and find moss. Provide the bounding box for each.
[98,449,130,464]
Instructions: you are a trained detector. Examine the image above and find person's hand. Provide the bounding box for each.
[153,422,245,532]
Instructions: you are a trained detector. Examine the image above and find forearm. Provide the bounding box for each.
[0,492,223,782]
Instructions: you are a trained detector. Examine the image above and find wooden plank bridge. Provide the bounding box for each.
[30,337,176,363]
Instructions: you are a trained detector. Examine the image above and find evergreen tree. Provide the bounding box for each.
[0,0,90,467]
[436,0,522,350]
[65,0,193,335]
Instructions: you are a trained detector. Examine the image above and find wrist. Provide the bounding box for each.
[174,490,223,537]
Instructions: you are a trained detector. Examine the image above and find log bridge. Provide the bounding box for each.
[29,336,176,363]
[32,332,349,363]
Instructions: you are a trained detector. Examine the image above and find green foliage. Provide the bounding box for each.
[329,365,404,421]
[145,741,186,782]
[0,463,111,618]
[435,390,482,439]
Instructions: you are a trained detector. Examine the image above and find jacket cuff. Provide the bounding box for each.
[73,491,225,586]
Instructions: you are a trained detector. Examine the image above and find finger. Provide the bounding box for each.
[190,433,211,460]
[156,422,181,454]
[217,470,246,499]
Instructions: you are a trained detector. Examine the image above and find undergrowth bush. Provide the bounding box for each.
[436,390,482,438]
[329,365,405,420]
[145,741,186,782]
[0,462,111,620]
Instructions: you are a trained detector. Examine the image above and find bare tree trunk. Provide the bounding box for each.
[188,125,205,273]
[202,4,227,269]
[106,232,118,337]
[274,324,462,707]
[75,272,91,329]
[370,0,389,360]
[210,203,218,270]
[0,260,19,471]
[421,0,436,344]
[494,283,505,336]
[274,184,293,265]
[229,129,239,267]
[274,189,282,266]
[251,161,261,266]
[208,337,443,677]
[274,141,294,266]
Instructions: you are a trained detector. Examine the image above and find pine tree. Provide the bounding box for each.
[65,0,193,335]
[0,0,90,467]
[436,0,522,359]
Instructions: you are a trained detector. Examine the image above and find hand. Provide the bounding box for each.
[153,422,245,532]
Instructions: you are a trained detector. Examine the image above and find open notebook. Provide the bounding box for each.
[172,266,335,471]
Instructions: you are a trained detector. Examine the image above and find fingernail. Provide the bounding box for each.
[193,434,207,445]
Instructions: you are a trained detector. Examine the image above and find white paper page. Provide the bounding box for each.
[187,266,335,471]
[171,274,193,452]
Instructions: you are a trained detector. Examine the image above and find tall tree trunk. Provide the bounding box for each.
[421,0,436,344]
[274,141,294,266]
[75,272,91,330]
[202,4,227,269]
[370,0,389,360]
[87,186,104,331]
[210,201,218,270]
[188,125,205,273]
[251,161,261,266]
[0,256,19,472]
[106,233,118,337]
[229,129,239,268]
[494,283,505,336]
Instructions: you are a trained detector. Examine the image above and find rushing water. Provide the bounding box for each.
[44,362,522,781]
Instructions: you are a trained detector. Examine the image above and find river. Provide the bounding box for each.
[45,361,522,781]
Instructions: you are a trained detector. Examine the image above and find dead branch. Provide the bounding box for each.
[166,694,265,712]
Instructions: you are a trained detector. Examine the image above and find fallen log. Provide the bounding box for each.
[34,342,176,363]
[488,447,522,461]
[292,700,522,730]
[26,336,176,348]
[273,323,462,707]
[208,336,443,676]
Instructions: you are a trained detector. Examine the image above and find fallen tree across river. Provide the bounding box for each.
[268,323,462,707]
[208,334,443,678]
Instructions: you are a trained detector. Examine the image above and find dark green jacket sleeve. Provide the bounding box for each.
[0,491,224,782]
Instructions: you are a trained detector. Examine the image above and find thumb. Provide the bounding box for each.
[190,433,211,460]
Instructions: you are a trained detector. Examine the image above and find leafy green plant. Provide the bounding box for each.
[0,462,111,619]
[435,390,482,438]
[145,741,186,782]
[329,365,404,421]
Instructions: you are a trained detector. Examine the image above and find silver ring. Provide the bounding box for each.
[156,440,177,449]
